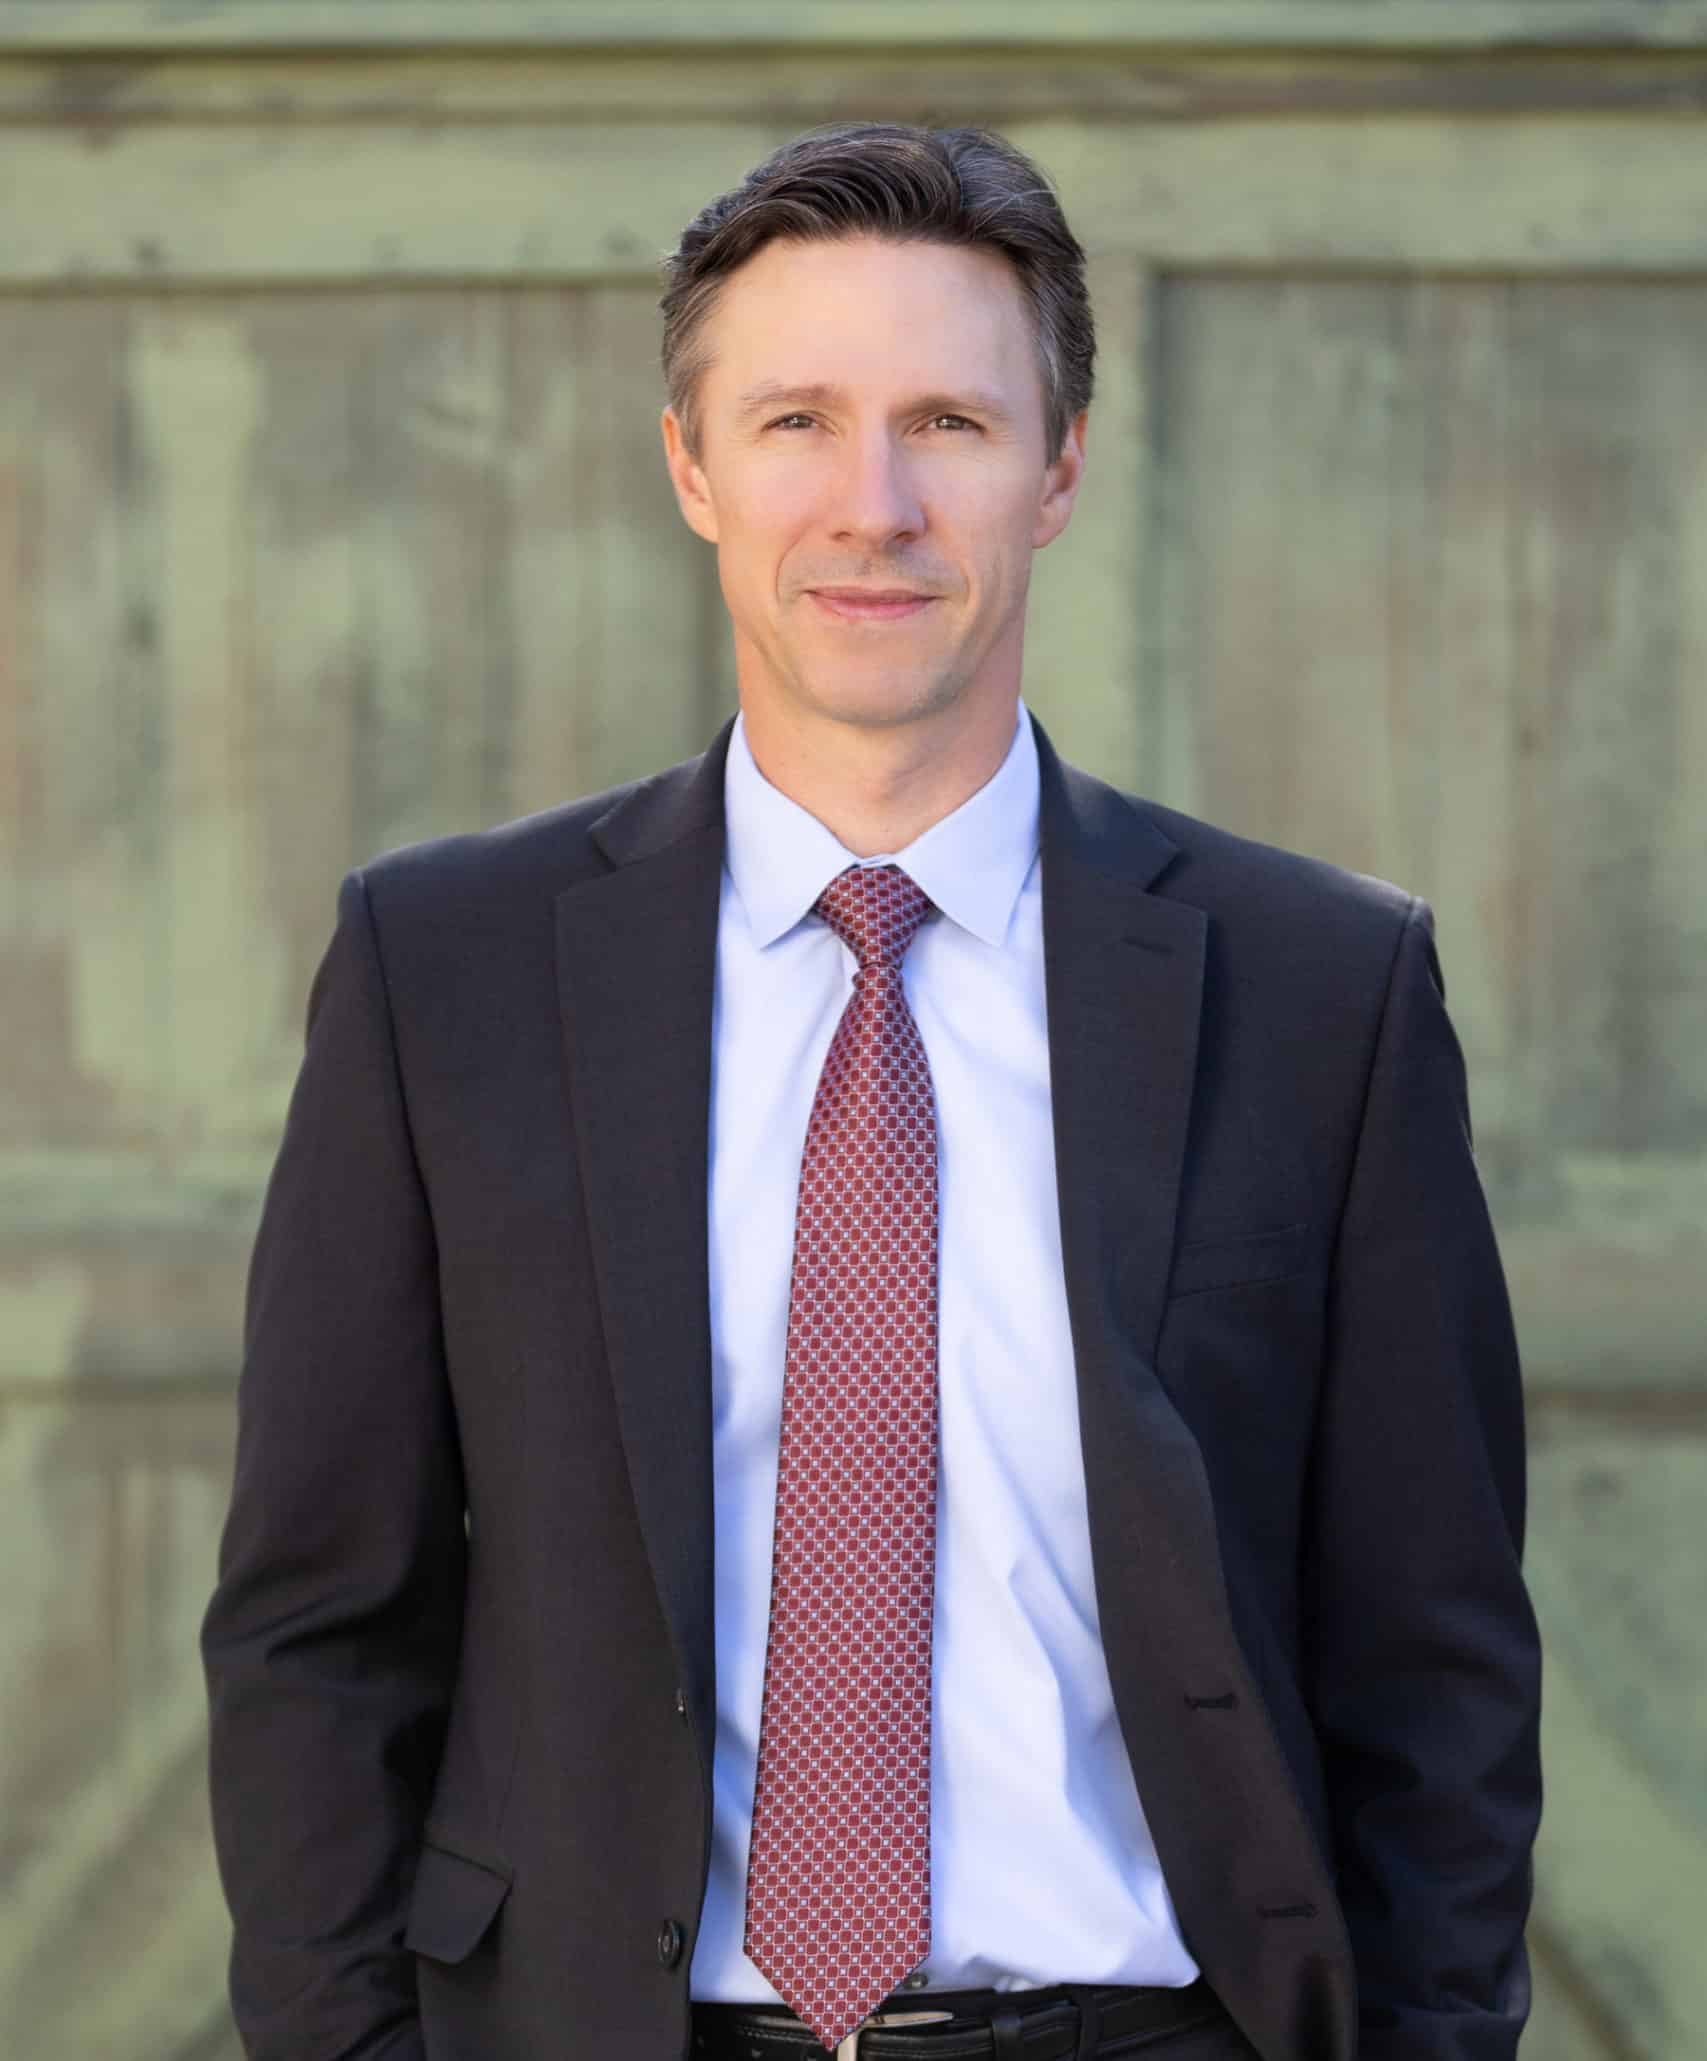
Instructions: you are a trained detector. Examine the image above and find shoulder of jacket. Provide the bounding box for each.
[347,771,656,927]
[1137,795,1417,939]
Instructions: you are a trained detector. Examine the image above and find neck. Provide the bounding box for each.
[737,690,1020,858]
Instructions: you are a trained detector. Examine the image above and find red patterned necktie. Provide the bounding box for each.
[744,862,941,2054]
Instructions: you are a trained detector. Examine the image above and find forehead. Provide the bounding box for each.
[699,234,1039,404]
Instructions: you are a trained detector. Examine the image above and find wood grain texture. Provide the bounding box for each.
[1022,251,1150,788]
[1524,1407,1707,2061]
[0,280,713,1392]
[5,1,1707,52]
[1153,270,1707,1394]
[10,48,1707,122]
[6,114,1707,284]
[0,1392,239,2060]
[0,26,1701,2061]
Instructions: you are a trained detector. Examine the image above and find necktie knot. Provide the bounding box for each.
[814,863,935,971]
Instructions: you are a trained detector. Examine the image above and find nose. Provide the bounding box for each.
[828,430,927,552]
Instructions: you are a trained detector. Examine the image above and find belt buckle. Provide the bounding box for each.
[836,2009,954,2061]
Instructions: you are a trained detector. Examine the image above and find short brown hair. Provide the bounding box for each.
[659,120,1095,465]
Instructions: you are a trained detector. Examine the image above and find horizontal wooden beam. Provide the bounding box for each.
[5,50,1707,124]
[4,1,1707,54]
[1,115,1703,284]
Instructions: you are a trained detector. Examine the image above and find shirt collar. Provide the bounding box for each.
[723,696,1040,952]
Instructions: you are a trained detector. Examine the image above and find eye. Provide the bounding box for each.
[762,412,982,434]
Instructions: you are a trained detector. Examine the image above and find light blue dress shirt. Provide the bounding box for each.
[689,697,1201,2000]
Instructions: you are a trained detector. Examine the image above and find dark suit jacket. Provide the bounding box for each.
[200,709,1542,2061]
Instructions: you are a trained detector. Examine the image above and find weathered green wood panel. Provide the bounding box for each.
[0,1393,240,2057]
[1023,250,1152,783]
[5,0,1707,51]
[1153,272,1707,1395]
[1526,1415,1707,2060]
[0,282,716,1311]
[7,47,1707,122]
[7,116,1707,284]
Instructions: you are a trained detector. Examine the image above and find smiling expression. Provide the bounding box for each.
[661,233,1087,738]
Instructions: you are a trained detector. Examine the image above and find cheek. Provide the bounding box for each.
[718,487,810,582]
[968,530,1025,607]
[954,481,1031,570]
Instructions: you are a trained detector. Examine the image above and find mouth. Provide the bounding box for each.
[808,590,938,624]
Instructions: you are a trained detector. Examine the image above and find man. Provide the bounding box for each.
[201,122,1542,2061]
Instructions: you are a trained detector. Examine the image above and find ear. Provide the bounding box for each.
[1032,407,1089,551]
[661,407,719,545]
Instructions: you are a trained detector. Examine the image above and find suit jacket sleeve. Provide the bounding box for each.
[1305,898,1544,2061]
[201,867,465,2061]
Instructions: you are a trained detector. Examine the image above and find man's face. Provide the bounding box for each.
[661,233,1086,737]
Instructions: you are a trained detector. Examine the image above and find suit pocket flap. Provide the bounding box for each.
[404,1840,512,1964]
[1168,1223,1309,1299]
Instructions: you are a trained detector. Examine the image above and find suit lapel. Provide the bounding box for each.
[1033,714,1237,1845]
[1034,716,1205,1366]
[1036,717,1356,2060]
[553,719,735,1753]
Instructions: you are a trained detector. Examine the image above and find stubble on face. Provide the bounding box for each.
[679,235,1061,749]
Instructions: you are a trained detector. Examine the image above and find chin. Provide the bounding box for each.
[792,662,969,728]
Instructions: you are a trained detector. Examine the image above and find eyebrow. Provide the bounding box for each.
[732,380,1018,428]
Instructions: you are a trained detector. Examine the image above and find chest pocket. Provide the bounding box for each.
[1167,1222,1309,1300]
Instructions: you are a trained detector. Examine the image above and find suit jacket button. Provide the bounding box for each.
[674,1687,688,1719]
[658,1918,685,1968]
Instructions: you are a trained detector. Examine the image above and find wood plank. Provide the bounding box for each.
[503,289,595,822]
[241,292,367,1079]
[1154,277,1332,854]
[4,1,1707,54]
[0,295,149,1156]
[0,1154,265,1258]
[504,284,718,815]
[1491,276,1707,1386]
[5,115,1707,286]
[1480,1196,1707,1391]
[1256,276,1404,885]
[0,394,22,903]
[1524,1420,1707,2057]
[1633,289,1707,1179]
[349,291,508,857]
[1406,277,1522,1158]
[0,119,774,283]
[1014,113,1707,272]
[1022,251,1148,789]
[126,297,295,1150]
[0,1390,238,2058]
[1507,281,1706,1158]
[8,48,1707,123]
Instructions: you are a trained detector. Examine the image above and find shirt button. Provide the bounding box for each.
[674,1687,688,1719]
[901,1971,929,1990]
[657,1918,685,1968]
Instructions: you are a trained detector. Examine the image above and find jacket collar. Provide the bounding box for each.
[720,698,1039,953]
[586,702,1180,896]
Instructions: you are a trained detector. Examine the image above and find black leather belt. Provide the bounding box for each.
[690,1977,1228,2060]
